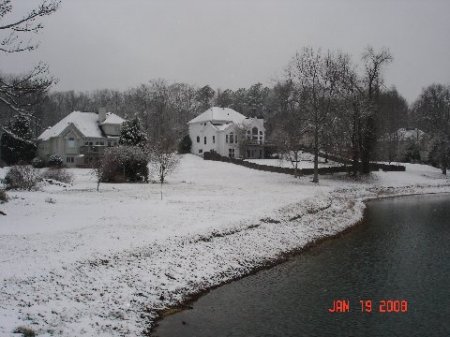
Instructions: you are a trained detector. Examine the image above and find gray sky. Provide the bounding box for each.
[3,0,450,103]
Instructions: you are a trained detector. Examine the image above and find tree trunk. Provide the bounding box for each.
[441,143,448,175]
[313,125,319,183]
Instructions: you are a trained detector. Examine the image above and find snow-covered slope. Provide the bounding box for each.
[0,155,449,336]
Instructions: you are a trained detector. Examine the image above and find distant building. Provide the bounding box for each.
[378,127,431,162]
[37,108,125,167]
[188,107,265,159]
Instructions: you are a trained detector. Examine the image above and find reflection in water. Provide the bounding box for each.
[155,194,450,337]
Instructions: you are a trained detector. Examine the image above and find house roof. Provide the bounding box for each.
[188,107,246,124]
[38,111,124,141]
[101,112,125,125]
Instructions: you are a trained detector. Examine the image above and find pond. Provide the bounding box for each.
[154,194,450,337]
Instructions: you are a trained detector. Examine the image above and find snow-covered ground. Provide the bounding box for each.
[0,155,449,336]
[245,152,340,168]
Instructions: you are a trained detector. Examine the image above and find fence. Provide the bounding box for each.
[203,151,405,176]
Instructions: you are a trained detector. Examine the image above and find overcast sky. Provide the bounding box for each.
[3,0,450,103]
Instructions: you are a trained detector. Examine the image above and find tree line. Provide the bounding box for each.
[1,0,449,179]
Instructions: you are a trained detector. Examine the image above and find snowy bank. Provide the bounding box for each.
[0,155,449,336]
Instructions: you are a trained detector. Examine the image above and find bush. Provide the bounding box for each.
[0,189,8,203]
[13,326,36,337]
[48,154,64,168]
[31,157,45,168]
[97,146,149,183]
[4,165,40,190]
[178,135,192,154]
[42,168,73,184]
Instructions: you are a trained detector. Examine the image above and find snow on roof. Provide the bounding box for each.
[188,107,246,124]
[101,112,125,125]
[38,111,103,141]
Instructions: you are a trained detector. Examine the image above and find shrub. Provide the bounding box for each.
[31,157,45,168]
[177,135,192,154]
[48,154,64,168]
[4,165,40,190]
[13,326,36,337]
[96,146,149,184]
[42,168,73,184]
[0,189,8,203]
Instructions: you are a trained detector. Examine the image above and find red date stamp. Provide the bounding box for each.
[328,299,408,313]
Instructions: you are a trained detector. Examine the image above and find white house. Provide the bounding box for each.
[38,108,125,167]
[188,107,265,158]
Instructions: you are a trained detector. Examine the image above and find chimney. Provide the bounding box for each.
[98,107,107,123]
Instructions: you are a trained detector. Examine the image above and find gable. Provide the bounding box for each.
[38,111,104,141]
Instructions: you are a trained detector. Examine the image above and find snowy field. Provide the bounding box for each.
[245,152,341,168]
[1,154,450,336]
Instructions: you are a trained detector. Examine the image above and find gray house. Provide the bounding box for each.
[38,108,125,167]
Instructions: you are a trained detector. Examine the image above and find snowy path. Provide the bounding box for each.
[0,155,449,336]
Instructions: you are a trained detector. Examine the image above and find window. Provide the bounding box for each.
[197,136,200,143]
[228,148,235,158]
[67,137,75,148]
[252,127,258,142]
[213,136,215,144]
[66,156,74,163]
[204,136,207,145]
[199,149,203,154]
[226,135,228,143]
[229,133,234,144]
[235,135,237,143]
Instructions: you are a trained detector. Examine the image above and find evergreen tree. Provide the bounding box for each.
[0,114,37,165]
[119,116,147,147]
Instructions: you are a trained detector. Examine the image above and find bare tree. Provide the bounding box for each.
[148,134,180,199]
[287,47,342,183]
[413,83,450,174]
[0,0,60,138]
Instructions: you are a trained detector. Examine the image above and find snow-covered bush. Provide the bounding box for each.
[48,154,64,168]
[4,165,40,190]
[95,146,149,185]
[42,168,73,184]
[31,157,45,168]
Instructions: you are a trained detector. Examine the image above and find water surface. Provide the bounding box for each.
[155,194,450,337]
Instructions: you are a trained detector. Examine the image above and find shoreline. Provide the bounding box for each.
[2,159,450,337]
[149,187,450,336]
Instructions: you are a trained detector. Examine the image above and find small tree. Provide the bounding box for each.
[149,137,179,184]
[119,116,147,147]
[149,136,179,199]
[177,135,192,154]
[0,114,37,165]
